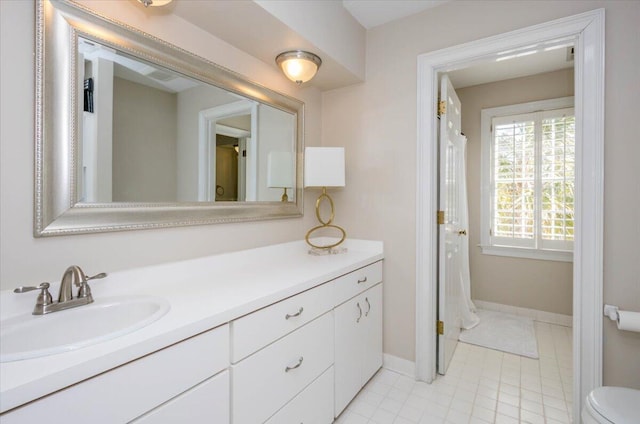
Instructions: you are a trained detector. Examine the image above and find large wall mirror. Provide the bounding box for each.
[35,0,304,236]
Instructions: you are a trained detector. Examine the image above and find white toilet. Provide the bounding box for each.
[581,386,640,424]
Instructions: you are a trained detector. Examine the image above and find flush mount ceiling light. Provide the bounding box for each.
[138,0,172,7]
[275,51,322,85]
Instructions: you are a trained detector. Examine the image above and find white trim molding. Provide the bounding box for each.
[416,9,604,421]
[383,354,417,378]
[479,245,573,262]
[473,300,573,328]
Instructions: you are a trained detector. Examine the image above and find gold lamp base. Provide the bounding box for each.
[305,187,346,250]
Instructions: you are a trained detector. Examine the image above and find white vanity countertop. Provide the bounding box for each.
[0,239,383,413]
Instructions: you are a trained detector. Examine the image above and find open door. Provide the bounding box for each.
[437,74,466,375]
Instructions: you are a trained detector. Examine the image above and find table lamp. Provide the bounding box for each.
[267,151,294,202]
[304,147,346,252]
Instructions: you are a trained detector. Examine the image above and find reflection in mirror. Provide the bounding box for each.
[78,37,296,205]
[35,0,304,236]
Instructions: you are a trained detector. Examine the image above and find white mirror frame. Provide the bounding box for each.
[34,0,304,237]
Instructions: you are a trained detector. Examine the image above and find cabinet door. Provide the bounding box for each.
[334,295,364,416]
[361,284,383,384]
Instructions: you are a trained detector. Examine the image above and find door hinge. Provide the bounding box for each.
[437,320,444,335]
[437,210,445,225]
[438,101,447,116]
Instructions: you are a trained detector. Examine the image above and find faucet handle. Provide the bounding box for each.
[77,271,107,299]
[86,272,107,282]
[14,282,54,313]
[14,282,51,295]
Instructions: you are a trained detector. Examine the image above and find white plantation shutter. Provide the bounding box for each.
[540,109,574,251]
[492,113,536,247]
[486,106,574,257]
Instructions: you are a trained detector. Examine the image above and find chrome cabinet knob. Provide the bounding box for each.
[285,356,304,372]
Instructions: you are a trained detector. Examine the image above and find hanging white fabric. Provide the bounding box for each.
[458,135,480,330]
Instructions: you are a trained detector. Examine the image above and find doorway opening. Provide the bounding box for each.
[416,9,604,420]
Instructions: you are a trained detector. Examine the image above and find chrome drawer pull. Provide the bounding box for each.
[357,276,367,284]
[357,302,363,323]
[285,307,304,320]
[365,297,371,316]
[285,356,304,372]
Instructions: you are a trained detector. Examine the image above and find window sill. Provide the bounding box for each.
[479,245,573,262]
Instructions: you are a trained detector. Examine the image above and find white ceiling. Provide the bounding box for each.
[342,0,449,29]
[342,1,574,88]
[170,1,573,91]
[171,1,362,90]
[447,43,575,89]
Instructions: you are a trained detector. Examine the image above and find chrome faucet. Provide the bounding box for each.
[14,266,107,315]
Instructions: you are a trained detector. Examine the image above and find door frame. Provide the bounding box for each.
[198,100,258,201]
[415,9,604,420]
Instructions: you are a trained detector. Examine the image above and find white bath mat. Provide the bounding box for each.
[458,309,539,358]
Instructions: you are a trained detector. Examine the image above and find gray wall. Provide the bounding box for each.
[323,0,640,388]
[1,0,638,391]
[457,69,574,316]
[0,1,321,293]
[112,77,177,202]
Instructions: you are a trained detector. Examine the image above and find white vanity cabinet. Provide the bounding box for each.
[0,240,384,424]
[230,282,336,424]
[230,260,383,424]
[0,325,230,423]
[334,283,383,416]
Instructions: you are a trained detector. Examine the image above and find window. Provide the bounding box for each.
[480,97,574,262]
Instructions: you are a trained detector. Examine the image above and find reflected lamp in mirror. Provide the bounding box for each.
[138,0,172,7]
[34,0,305,236]
[304,147,346,252]
[276,51,322,85]
[268,152,294,202]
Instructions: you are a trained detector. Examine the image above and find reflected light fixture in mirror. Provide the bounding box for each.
[276,51,322,85]
[304,147,346,253]
[267,152,294,202]
[35,0,304,236]
[138,0,172,7]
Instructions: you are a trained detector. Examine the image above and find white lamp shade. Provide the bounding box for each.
[267,152,294,188]
[139,0,172,6]
[304,147,345,188]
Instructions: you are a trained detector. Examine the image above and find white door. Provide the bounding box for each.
[437,74,465,375]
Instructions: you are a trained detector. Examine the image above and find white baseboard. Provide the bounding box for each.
[473,299,573,327]
[383,353,416,377]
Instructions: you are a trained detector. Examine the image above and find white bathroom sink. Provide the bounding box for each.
[0,296,170,362]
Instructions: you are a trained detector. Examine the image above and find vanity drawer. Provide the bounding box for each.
[131,370,229,423]
[0,325,229,424]
[230,280,334,362]
[334,261,383,306]
[231,312,334,424]
[264,366,334,424]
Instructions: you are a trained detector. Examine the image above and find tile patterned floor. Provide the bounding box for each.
[336,322,573,424]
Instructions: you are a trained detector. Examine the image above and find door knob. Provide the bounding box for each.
[458,229,467,236]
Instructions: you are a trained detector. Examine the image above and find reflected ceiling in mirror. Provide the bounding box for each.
[35,0,304,236]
